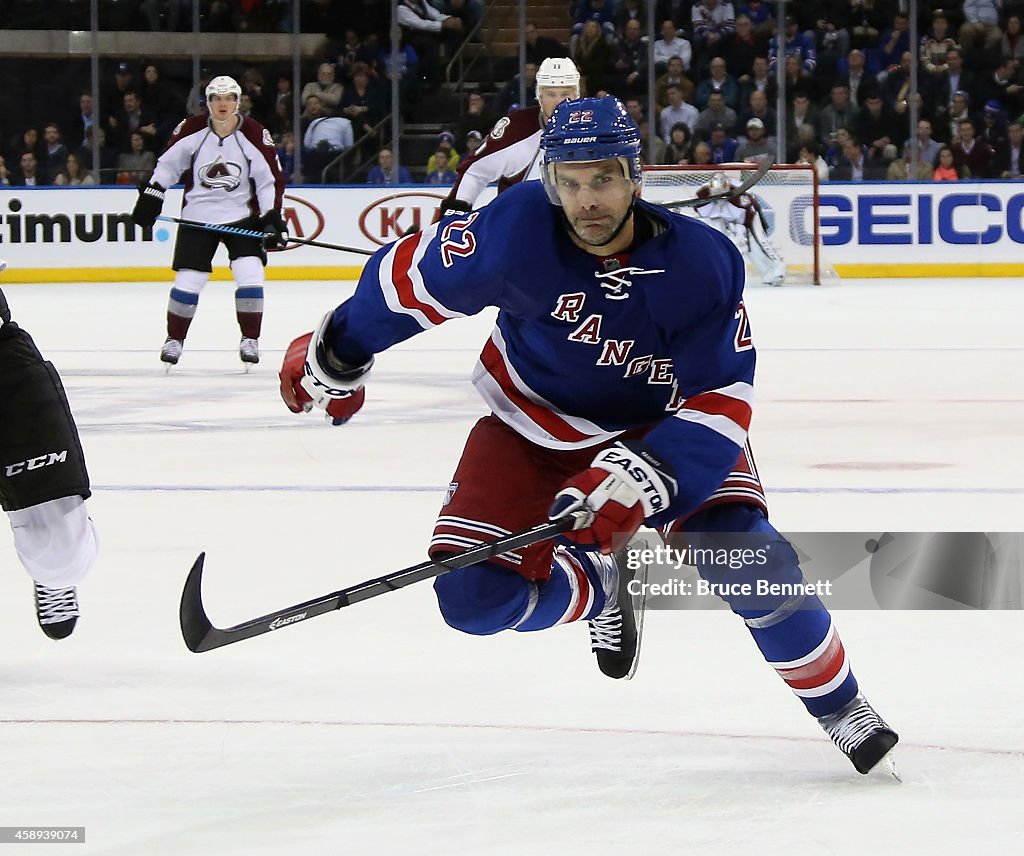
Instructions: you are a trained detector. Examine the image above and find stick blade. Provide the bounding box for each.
[180,552,217,653]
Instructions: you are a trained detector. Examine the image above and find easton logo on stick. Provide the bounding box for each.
[269,612,308,630]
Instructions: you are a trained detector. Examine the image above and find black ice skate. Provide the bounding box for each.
[587,538,650,680]
[818,691,899,776]
[34,583,79,640]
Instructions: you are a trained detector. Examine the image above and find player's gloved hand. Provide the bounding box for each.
[440,196,472,218]
[131,181,165,228]
[279,312,372,426]
[259,209,288,250]
[548,441,677,554]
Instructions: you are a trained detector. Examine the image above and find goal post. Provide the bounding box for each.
[641,163,831,285]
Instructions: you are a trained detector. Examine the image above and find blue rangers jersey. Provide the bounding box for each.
[326,180,755,524]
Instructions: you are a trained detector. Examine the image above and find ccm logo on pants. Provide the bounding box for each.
[4,450,68,477]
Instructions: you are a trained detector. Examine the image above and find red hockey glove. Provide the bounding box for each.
[548,442,677,554]
[279,312,372,426]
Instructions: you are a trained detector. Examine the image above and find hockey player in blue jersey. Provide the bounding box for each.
[279,96,898,775]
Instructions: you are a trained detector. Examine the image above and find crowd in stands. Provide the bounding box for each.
[3,2,1024,186]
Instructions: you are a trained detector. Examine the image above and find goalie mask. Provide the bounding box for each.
[709,172,732,196]
[540,96,642,206]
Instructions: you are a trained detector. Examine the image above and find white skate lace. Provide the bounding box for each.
[820,695,888,755]
[588,607,623,652]
[35,584,79,625]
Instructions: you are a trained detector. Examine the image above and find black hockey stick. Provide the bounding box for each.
[660,157,775,209]
[179,511,587,653]
[156,215,375,255]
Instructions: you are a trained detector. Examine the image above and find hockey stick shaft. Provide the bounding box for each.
[156,215,375,255]
[179,511,587,653]
[660,158,775,209]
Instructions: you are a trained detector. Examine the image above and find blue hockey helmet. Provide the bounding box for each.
[540,96,642,205]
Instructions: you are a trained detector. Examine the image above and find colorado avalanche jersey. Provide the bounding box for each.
[445,105,546,206]
[327,181,755,523]
[150,115,285,224]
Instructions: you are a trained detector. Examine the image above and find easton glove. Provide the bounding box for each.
[549,441,677,554]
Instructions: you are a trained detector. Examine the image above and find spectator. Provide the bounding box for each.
[0,155,10,186]
[1003,15,1024,62]
[696,57,739,110]
[69,93,96,151]
[277,131,296,182]
[995,120,1024,177]
[781,55,814,102]
[41,123,68,183]
[52,152,95,186]
[301,64,344,117]
[524,22,567,67]
[740,88,777,137]
[653,20,693,73]
[427,130,460,174]
[458,91,496,137]
[945,90,973,144]
[817,83,858,147]
[933,144,962,180]
[708,122,739,162]
[951,118,995,178]
[464,129,484,156]
[921,10,957,77]
[691,0,737,63]
[959,1,1004,58]
[116,131,156,184]
[639,117,666,165]
[616,0,645,32]
[623,96,645,127]
[694,90,739,139]
[103,62,135,122]
[787,92,819,147]
[837,48,874,107]
[769,14,818,75]
[738,55,777,110]
[738,1,776,38]
[396,0,463,89]
[612,18,648,98]
[273,74,294,113]
[735,117,774,163]
[140,63,183,143]
[438,0,482,33]
[976,56,1024,119]
[830,133,872,180]
[660,83,699,143]
[8,128,44,164]
[878,11,911,72]
[378,37,421,105]
[886,142,935,180]
[367,146,412,184]
[426,148,457,185]
[77,126,118,177]
[663,121,693,164]
[938,48,976,115]
[847,0,886,51]
[980,101,1010,151]
[570,0,616,44]
[691,140,714,165]
[797,141,830,181]
[905,118,942,167]
[337,28,380,81]
[496,63,537,115]
[108,91,158,152]
[240,67,272,124]
[655,56,695,112]
[856,92,899,160]
[339,62,388,139]
[302,107,354,182]
[11,152,48,186]
[812,2,851,77]
[723,14,763,80]
[573,18,614,94]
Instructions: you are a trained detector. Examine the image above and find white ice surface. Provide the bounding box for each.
[0,277,1022,855]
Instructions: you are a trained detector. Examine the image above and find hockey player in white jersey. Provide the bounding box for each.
[130,75,287,367]
[440,57,580,214]
[280,96,898,776]
[695,171,786,286]
[1,260,98,639]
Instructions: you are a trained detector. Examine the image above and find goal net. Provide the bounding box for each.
[641,163,832,285]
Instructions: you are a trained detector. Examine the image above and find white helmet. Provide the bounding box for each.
[709,172,731,195]
[205,75,242,105]
[535,57,580,102]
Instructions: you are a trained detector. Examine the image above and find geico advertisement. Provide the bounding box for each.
[1,183,1023,272]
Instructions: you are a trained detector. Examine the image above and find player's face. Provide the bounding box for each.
[209,93,238,120]
[538,86,578,120]
[555,159,636,249]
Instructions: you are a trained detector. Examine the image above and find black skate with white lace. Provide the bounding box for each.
[587,541,649,680]
[818,691,899,774]
[34,583,79,640]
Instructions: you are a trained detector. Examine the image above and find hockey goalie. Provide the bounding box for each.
[695,172,786,287]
